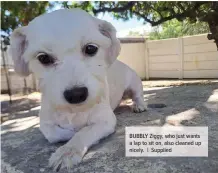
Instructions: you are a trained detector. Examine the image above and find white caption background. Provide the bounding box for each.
[125,126,208,157]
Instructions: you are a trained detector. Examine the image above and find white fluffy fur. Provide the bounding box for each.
[10,9,147,170]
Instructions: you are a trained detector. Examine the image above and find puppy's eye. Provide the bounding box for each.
[37,53,55,66]
[83,44,98,56]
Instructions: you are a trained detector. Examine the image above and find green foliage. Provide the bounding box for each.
[149,19,210,40]
[127,19,209,40]
[1,1,217,49]
[1,1,56,35]
[62,1,94,14]
[128,31,143,37]
[72,2,214,26]
[182,21,210,36]
[71,1,217,49]
[1,1,214,35]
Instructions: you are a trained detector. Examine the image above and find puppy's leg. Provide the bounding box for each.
[49,104,116,171]
[40,123,75,143]
[128,73,147,113]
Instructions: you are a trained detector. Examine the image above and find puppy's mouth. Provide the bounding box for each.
[54,88,105,113]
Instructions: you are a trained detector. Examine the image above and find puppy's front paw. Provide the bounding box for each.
[133,102,147,113]
[49,145,83,171]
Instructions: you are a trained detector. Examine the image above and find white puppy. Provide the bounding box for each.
[10,9,147,170]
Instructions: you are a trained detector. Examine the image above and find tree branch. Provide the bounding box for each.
[133,11,156,25]
[150,5,163,18]
[134,2,207,26]
[93,2,135,14]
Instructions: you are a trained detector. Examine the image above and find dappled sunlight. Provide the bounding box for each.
[1,115,39,134]
[30,106,41,111]
[165,108,200,126]
[143,86,173,91]
[15,110,30,114]
[207,89,218,103]
[27,92,41,102]
[139,108,201,126]
[12,105,41,115]
[204,89,218,113]
[139,118,164,126]
[142,80,218,88]
[143,93,156,99]
[1,82,218,172]
[120,99,133,106]
[143,86,172,102]
[1,96,41,115]
[204,102,218,113]
[32,123,40,128]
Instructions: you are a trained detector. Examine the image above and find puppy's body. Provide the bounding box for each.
[10,9,147,170]
[108,60,146,111]
[40,59,145,143]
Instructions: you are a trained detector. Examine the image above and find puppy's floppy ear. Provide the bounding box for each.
[94,18,121,65]
[10,27,30,76]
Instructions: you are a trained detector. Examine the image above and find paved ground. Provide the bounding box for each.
[1,80,218,173]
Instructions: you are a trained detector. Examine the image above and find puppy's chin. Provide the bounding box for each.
[54,88,105,113]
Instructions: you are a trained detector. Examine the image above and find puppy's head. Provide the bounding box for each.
[10,9,121,112]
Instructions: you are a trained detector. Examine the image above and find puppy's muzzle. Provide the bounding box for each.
[63,86,88,104]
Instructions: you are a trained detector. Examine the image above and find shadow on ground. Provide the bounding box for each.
[1,98,40,115]
[1,83,218,173]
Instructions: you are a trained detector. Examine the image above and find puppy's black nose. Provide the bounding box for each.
[63,87,88,104]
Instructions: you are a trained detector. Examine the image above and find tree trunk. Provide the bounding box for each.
[207,2,218,50]
[1,48,12,103]
[207,20,218,51]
